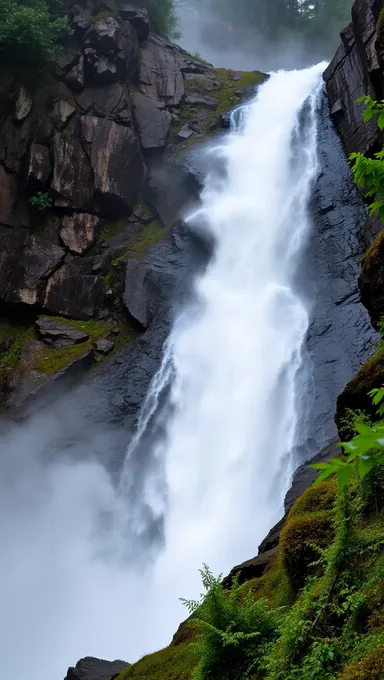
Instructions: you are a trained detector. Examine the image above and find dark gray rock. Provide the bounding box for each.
[60,213,99,255]
[26,143,51,191]
[84,49,121,86]
[14,85,32,121]
[119,3,150,41]
[43,258,104,319]
[64,657,129,680]
[36,316,89,348]
[65,56,85,92]
[139,35,184,106]
[132,92,172,150]
[222,547,278,588]
[84,16,139,80]
[302,92,378,451]
[75,83,132,126]
[324,0,382,155]
[94,338,115,354]
[124,258,161,329]
[80,115,145,218]
[176,124,194,141]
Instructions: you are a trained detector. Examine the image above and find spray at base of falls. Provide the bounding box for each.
[0,64,326,680]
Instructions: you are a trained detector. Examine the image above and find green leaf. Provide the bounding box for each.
[357,456,375,479]
[312,467,335,485]
[338,465,354,491]
[378,111,384,130]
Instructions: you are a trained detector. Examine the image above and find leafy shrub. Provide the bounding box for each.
[339,644,384,679]
[181,564,280,680]
[0,0,70,77]
[30,191,52,212]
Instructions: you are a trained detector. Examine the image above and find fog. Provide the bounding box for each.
[175,0,344,71]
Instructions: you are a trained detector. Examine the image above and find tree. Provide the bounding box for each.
[0,0,70,78]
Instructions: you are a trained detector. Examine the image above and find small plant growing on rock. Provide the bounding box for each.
[30,191,52,212]
[349,96,384,219]
[312,387,384,489]
[181,564,279,680]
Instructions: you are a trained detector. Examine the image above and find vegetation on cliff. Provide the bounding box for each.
[0,0,70,76]
[118,450,384,680]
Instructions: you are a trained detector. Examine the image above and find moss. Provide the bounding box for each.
[90,10,116,20]
[280,511,335,589]
[212,68,265,121]
[33,340,94,376]
[0,321,34,368]
[117,642,196,680]
[339,644,384,679]
[289,480,337,517]
[100,220,127,241]
[170,68,266,157]
[335,346,384,437]
[359,231,384,327]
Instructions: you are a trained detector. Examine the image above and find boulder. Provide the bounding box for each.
[36,316,89,348]
[26,143,51,191]
[139,36,184,106]
[80,115,145,218]
[44,257,104,319]
[84,16,123,54]
[64,657,129,680]
[75,83,132,126]
[132,92,172,149]
[84,16,139,80]
[14,85,32,121]
[84,48,120,86]
[176,124,194,141]
[119,3,150,41]
[60,213,99,254]
[94,338,114,354]
[0,226,65,306]
[222,547,278,588]
[65,56,85,92]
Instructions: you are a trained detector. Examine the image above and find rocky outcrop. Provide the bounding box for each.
[64,656,129,680]
[0,0,265,409]
[359,230,384,325]
[324,0,384,157]
[36,316,89,347]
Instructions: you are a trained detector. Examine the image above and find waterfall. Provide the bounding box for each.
[0,65,326,680]
[118,64,325,572]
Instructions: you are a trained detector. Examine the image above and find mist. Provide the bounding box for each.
[175,0,349,72]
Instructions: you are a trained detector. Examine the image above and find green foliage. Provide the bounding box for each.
[349,97,384,219]
[0,0,70,78]
[30,191,52,212]
[312,387,384,490]
[181,564,280,680]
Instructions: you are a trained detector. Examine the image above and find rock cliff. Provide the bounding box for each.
[0,0,265,410]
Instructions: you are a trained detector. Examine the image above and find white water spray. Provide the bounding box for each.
[0,65,325,680]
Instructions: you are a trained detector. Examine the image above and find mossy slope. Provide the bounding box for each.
[117,474,384,680]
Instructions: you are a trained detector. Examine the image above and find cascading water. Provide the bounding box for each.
[117,63,325,574]
[0,64,326,680]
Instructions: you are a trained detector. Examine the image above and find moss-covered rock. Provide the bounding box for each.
[335,346,384,438]
[117,642,196,680]
[339,645,384,679]
[359,231,384,328]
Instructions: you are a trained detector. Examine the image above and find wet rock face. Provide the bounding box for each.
[324,0,384,156]
[303,93,378,450]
